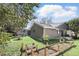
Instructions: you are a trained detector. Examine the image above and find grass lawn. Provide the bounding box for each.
[63,39,79,56]
[1,36,79,56]
[0,36,45,56]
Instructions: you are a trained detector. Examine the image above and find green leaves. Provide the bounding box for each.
[66,18,79,32]
[0,32,12,44]
[0,32,12,55]
[43,35,49,45]
[44,35,49,41]
[0,3,39,34]
[65,18,79,38]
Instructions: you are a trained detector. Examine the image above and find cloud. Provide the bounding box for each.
[33,4,78,23]
[34,5,64,18]
[53,10,77,18]
[65,6,77,11]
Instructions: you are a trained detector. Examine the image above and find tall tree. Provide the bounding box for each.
[0,3,39,34]
[0,4,39,55]
[65,18,79,38]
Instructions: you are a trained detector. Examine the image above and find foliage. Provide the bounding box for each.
[65,18,79,38]
[0,3,39,34]
[65,18,79,32]
[0,32,12,45]
[44,35,49,41]
[0,3,39,55]
[43,35,49,44]
[0,36,44,56]
[22,3,39,20]
[0,32,12,55]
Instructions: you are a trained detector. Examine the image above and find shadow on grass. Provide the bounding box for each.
[29,36,44,44]
[29,35,59,45]
[48,39,59,45]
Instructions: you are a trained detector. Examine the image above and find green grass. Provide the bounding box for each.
[0,36,45,56]
[1,36,79,56]
[63,39,79,56]
[0,36,58,56]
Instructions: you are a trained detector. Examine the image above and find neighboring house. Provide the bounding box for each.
[16,21,34,36]
[57,23,76,37]
[57,23,69,30]
[66,30,75,37]
[17,28,28,36]
[28,22,61,39]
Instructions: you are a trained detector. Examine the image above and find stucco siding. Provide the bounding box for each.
[31,23,43,39]
[44,28,60,39]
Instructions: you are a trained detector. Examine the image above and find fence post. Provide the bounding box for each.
[31,48,34,56]
[44,45,48,56]
[57,43,60,51]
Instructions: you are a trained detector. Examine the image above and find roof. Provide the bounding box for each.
[57,23,69,30]
[34,22,59,30]
[24,21,68,31]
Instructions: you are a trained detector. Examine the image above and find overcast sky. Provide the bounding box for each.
[33,3,79,23]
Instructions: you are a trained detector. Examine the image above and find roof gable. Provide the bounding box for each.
[34,22,59,30]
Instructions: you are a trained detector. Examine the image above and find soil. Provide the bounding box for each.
[24,42,74,56]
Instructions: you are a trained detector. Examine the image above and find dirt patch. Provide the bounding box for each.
[22,42,75,56]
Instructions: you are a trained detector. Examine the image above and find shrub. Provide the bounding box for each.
[0,32,12,45]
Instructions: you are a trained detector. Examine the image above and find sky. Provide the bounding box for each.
[26,3,79,29]
[33,3,79,23]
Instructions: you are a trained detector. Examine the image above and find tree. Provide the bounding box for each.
[0,3,39,35]
[65,18,79,38]
[0,3,39,55]
[23,3,39,20]
[0,32,12,47]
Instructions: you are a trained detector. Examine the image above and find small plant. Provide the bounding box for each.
[0,32,12,45]
[43,35,49,45]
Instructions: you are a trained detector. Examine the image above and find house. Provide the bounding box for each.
[57,23,69,36]
[58,23,76,37]
[16,29,28,36]
[28,22,62,40]
[66,30,75,37]
[57,23,69,30]
[17,21,74,40]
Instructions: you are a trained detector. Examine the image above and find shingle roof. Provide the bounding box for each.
[57,23,69,30]
[34,22,59,30]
